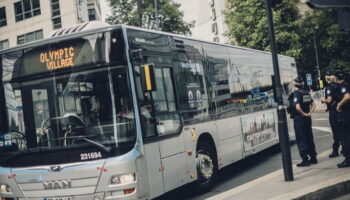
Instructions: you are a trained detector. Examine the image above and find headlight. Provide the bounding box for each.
[111,173,136,185]
[0,184,12,194]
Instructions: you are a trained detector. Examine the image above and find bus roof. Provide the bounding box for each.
[0,23,294,61]
[0,24,121,55]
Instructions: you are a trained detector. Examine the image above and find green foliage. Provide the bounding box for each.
[299,9,350,75]
[225,0,302,59]
[225,0,350,76]
[106,0,194,35]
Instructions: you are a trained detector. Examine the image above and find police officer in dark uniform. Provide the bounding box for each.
[292,76,317,167]
[321,71,341,157]
[334,70,350,168]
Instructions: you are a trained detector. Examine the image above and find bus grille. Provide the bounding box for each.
[17,177,99,198]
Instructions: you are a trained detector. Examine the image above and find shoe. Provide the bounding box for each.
[297,160,310,167]
[309,157,318,164]
[337,160,350,168]
[329,151,339,158]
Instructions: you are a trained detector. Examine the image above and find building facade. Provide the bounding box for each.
[175,0,310,44]
[0,0,102,50]
[175,0,229,44]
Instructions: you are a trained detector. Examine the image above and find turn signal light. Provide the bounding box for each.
[123,188,135,195]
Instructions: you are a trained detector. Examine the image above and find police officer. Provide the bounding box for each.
[321,71,341,158]
[292,76,317,167]
[334,70,350,168]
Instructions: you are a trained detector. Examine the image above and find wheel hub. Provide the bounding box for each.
[197,154,213,180]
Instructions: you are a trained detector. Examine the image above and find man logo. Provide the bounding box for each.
[43,180,72,190]
[49,165,61,172]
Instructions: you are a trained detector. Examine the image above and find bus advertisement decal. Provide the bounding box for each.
[241,111,277,151]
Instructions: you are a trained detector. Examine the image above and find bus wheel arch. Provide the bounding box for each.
[192,133,218,194]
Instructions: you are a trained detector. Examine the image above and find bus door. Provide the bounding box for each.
[19,81,60,149]
[136,59,186,196]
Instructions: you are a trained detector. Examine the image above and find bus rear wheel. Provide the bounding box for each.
[192,141,218,194]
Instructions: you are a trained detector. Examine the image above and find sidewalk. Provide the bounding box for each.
[205,149,350,200]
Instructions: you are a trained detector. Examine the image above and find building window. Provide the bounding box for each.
[88,9,96,21]
[210,8,216,20]
[0,7,7,27]
[14,0,41,22]
[52,17,61,30]
[0,39,9,50]
[17,29,43,45]
[213,37,219,43]
[211,23,218,35]
[51,0,62,29]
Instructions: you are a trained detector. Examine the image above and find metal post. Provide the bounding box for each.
[264,0,294,181]
[136,0,142,27]
[154,0,159,30]
[313,30,321,87]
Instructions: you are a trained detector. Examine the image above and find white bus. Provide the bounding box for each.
[0,22,297,200]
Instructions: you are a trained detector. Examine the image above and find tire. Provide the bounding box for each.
[192,140,218,194]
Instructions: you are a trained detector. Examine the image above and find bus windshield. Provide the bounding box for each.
[1,66,136,164]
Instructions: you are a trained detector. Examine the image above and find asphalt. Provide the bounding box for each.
[203,101,350,200]
[204,145,350,200]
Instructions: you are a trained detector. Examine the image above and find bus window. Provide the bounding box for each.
[1,67,137,164]
[172,38,210,124]
[203,43,231,118]
[136,65,181,137]
[152,67,180,135]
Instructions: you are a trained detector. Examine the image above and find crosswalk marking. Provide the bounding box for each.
[313,118,328,121]
[312,126,332,133]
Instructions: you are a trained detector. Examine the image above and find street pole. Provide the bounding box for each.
[154,0,159,30]
[136,0,142,27]
[264,0,294,181]
[313,30,321,88]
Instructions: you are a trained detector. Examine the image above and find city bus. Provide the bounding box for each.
[0,22,297,200]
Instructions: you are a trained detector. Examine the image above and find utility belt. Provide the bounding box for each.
[337,111,350,127]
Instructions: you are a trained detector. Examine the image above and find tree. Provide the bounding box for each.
[106,0,194,35]
[225,0,302,59]
[299,9,350,75]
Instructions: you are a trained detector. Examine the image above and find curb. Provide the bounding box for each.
[293,180,350,200]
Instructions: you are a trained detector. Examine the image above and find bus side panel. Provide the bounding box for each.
[182,127,199,184]
[161,152,188,192]
[144,142,165,199]
[216,117,243,168]
[158,134,189,192]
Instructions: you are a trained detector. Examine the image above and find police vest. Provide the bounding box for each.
[293,89,313,116]
[338,81,350,113]
[325,82,339,111]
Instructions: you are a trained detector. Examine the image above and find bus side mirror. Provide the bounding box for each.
[131,49,143,62]
[140,64,157,92]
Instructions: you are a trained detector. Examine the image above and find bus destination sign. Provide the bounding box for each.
[40,47,75,71]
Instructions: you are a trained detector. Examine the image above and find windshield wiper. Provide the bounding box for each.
[51,135,113,153]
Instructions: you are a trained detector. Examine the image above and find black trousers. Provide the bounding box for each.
[294,115,317,160]
[338,112,350,160]
[329,110,341,151]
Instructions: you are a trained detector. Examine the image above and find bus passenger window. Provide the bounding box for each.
[152,68,181,135]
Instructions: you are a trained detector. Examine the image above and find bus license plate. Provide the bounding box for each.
[44,197,72,200]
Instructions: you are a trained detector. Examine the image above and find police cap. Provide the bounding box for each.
[294,76,304,86]
[325,71,334,76]
[334,70,345,80]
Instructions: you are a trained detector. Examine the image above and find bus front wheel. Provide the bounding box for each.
[193,141,218,194]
